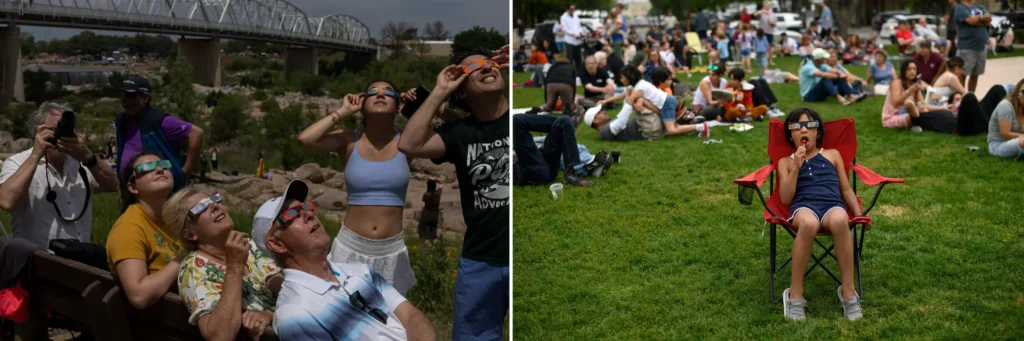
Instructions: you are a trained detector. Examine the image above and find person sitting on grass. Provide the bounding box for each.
[620,65,711,138]
[881,60,972,134]
[824,49,863,94]
[578,54,617,109]
[799,49,864,105]
[913,41,944,85]
[257,180,436,340]
[106,152,185,309]
[778,108,863,322]
[987,79,1024,160]
[639,44,674,83]
[865,50,895,87]
[524,54,577,116]
[526,44,549,71]
[165,187,283,341]
[692,63,728,121]
[721,68,767,122]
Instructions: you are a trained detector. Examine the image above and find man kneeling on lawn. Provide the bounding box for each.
[259,180,436,340]
[800,48,865,105]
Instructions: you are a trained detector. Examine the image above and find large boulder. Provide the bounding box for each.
[322,168,342,181]
[237,188,262,201]
[322,176,346,190]
[313,189,347,210]
[11,139,31,153]
[293,163,325,184]
[0,131,14,153]
[410,159,456,182]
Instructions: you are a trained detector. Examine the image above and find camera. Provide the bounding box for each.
[51,110,77,142]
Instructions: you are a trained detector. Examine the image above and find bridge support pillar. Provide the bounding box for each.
[1,25,25,108]
[178,37,221,87]
[284,46,318,80]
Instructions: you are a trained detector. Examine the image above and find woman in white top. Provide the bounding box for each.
[617,65,710,137]
[692,63,729,121]
[926,56,967,106]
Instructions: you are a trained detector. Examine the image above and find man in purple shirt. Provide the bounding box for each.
[114,74,204,195]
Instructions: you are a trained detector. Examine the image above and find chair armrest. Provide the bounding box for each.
[733,164,775,188]
[851,164,905,186]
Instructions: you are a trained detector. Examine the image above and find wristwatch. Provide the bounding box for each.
[83,154,98,168]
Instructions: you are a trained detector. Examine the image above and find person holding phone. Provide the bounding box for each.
[296,81,419,295]
[881,60,960,133]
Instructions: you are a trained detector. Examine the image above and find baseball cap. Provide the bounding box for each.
[122,74,151,94]
[584,104,603,127]
[811,48,830,60]
[252,179,309,255]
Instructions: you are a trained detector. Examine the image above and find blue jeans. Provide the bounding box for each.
[659,96,679,121]
[513,114,581,185]
[556,41,565,53]
[756,52,768,68]
[533,138,594,175]
[453,257,509,341]
[802,78,856,102]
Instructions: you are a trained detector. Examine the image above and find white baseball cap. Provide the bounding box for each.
[811,48,830,60]
[252,179,309,255]
[583,104,603,127]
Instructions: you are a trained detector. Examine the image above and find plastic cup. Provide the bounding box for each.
[549,183,564,199]
[611,150,621,163]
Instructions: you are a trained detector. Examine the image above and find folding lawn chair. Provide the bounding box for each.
[685,32,707,66]
[733,118,905,303]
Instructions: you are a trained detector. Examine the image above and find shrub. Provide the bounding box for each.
[288,72,325,97]
[252,90,268,101]
[205,91,225,108]
[0,103,39,138]
[226,59,250,72]
[209,94,249,143]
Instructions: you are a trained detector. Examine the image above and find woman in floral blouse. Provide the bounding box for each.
[163,186,283,340]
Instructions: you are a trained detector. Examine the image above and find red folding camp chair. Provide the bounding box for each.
[733,118,905,303]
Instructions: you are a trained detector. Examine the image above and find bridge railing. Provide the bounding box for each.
[0,0,375,50]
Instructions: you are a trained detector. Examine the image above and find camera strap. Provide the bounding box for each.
[44,158,92,224]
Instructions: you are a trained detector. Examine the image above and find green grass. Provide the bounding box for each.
[511,54,1024,339]
[0,193,461,339]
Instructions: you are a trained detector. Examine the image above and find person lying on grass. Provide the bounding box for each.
[778,108,863,322]
[618,65,710,138]
[106,152,186,309]
[165,186,283,341]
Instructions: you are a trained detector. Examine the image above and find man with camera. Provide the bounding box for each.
[0,102,120,255]
[114,74,204,196]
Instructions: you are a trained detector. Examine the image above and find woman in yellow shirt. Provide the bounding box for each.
[105,152,185,309]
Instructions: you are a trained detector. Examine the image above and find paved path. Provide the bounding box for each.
[977,56,1024,94]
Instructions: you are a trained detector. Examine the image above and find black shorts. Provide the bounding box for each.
[697,30,707,40]
[766,34,775,45]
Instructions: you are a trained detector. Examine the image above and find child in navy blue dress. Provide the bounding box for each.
[777,108,863,322]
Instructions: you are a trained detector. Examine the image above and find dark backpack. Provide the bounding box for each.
[114,105,188,193]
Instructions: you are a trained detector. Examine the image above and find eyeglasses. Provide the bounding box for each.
[341,276,388,325]
[276,201,316,227]
[128,159,171,182]
[463,59,499,75]
[364,87,400,100]
[186,193,222,222]
[788,120,821,130]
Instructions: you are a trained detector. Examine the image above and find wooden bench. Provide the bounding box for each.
[13,250,278,341]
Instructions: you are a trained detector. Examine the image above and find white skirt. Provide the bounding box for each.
[328,225,417,295]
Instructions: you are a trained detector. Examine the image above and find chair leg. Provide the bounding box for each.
[769,224,774,302]
[856,224,864,298]
[805,247,841,284]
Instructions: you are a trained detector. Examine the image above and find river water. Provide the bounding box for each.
[23,65,127,87]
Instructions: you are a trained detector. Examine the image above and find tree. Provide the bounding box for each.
[515,0,614,26]
[164,58,201,123]
[423,21,451,40]
[209,94,249,143]
[452,27,507,56]
[20,33,35,57]
[381,21,419,59]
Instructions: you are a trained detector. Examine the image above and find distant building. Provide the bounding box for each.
[377,40,453,60]
[618,0,651,18]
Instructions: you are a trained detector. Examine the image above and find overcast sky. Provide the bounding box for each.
[23,0,509,41]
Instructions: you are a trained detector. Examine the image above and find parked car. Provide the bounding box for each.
[872,10,910,31]
[879,14,944,40]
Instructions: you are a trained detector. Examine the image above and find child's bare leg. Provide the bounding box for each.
[785,72,800,83]
[790,210,819,299]
[822,209,855,298]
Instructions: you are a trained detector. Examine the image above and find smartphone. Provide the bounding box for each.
[401,86,431,119]
[915,74,922,82]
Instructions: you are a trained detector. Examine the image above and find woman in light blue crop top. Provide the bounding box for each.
[297,80,419,294]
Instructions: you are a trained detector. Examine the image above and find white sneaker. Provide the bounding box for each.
[910,126,923,133]
[699,122,711,139]
[783,288,807,321]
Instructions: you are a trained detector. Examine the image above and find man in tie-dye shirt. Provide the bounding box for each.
[256,180,435,340]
